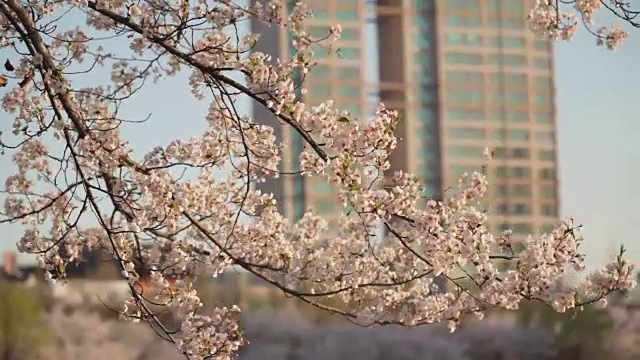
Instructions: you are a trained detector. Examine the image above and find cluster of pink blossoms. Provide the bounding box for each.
[0,1,636,359]
[528,0,629,49]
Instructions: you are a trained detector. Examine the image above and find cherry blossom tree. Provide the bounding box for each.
[0,1,635,359]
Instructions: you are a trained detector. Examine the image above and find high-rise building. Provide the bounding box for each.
[376,0,560,239]
[252,0,560,242]
[251,0,372,227]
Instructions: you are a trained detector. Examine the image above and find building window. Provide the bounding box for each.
[337,47,360,60]
[487,17,526,29]
[446,71,484,85]
[449,127,486,140]
[338,66,359,79]
[534,58,551,69]
[488,0,525,14]
[512,148,530,159]
[490,73,527,86]
[340,28,359,41]
[445,0,480,10]
[540,185,556,199]
[492,110,529,123]
[539,150,555,162]
[497,184,532,197]
[447,107,485,121]
[536,113,553,124]
[535,93,551,106]
[513,184,532,197]
[514,203,531,215]
[315,200,336,215]
[340,104,361,117]
[311,65,330,77]
[339,85,359,97]
[313,46,330,58]
[417,127,436,143]
[445,52,483,65]
[487,35,526,48]
[309,27,329,38]
[500,222,533,234]
[493,147,531,160]
[336,8,357,22]
[535,76,551,89]
[312,7,329,19]
[540,168,556,180]
[449,146,485,159]
[512,223,532,234]
[312,181,334,195]
[445,33,483,46]
[496,166,531,178]
[541,204,558,216]
[448,90,485,104]
[497,129,529,142]
[446,14,482,27]
[308,83,331,97]
[537,131,555,143]
[492,90,528,104]
[539,223,556,234]
[451,165,480,179]
[489,54,527,66]
[534,40,550,51]
[417,88,438,104]
[415,33,430,47]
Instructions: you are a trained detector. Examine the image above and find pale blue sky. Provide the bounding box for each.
[0,9,638,269]
[554,31,640,268]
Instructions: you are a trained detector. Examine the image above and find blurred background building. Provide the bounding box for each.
[252,0,560,242]
[251,0,375,230]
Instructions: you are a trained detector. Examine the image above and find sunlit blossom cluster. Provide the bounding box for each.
[0,0,636,359]
[528,0,629,49]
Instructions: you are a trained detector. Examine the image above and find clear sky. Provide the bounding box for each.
[554,29,640,268]
[0,8,638,269]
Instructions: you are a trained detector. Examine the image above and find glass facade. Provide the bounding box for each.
[413,3,440,199]
[281,1,367,224]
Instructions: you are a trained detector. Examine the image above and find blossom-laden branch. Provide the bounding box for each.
[528,0,632,49]
[0,1,635,359]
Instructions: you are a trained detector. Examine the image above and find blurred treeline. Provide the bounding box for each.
[0,274,637,360]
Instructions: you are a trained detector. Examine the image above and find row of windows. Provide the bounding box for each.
[306,83,362,97]
[493,166,556,180]
[447,90,552,105]
[445,33,549,51]
[494,203,558,216]
[309,7,358,22]
[497,222,558,235]
[308,26,359,42]
[445,52,551,68]
[446,108,553,123]
[445,15,527,30]
[439,138,556,161]
[308,65,360,80]
[445,71,553,89]
[496,184,557,200]
[446,91,553,107]
[444,0,527,13]
[446,166,558,192]
[313,46,360,60]
[496,129,555,142]
[497,184,531,197]
[448,143,554,161]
